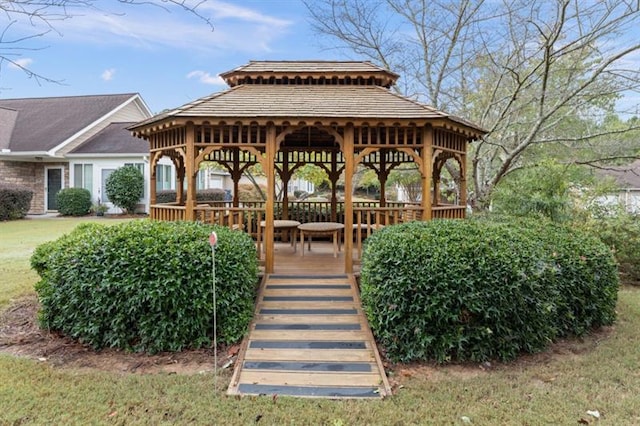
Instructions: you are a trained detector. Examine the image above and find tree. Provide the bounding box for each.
[105,165,144,215]
[305,0,640,209]
[1,0,213,85]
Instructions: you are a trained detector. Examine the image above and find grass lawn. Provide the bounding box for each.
[1,217,639,425]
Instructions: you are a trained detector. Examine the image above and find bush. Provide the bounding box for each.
[0,184,33,220]
[105,166,144,214]
[155,188,227,204]
[56,188,92,216]
[579,212,640,283]
[32,220,258,353]
[360,219,619,363]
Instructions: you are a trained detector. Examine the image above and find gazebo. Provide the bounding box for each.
[129,61,485,274]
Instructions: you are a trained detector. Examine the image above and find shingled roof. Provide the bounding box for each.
[0,93,139,153]
[219,60,399,88]
[599,159,640,188]
[70,122,148,155]
[131,80,483,135]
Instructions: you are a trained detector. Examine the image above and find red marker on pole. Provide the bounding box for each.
[209,231,218,248]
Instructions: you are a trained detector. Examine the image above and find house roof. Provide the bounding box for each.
[131,84,484,134]
[0,93,141,153]
[599,159,640,188]
[70,122,149,154]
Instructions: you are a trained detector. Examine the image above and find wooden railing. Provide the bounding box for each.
[151,203,186,221]
[432,205,466,219]
[151,201,465,263]
[351,205,425,262]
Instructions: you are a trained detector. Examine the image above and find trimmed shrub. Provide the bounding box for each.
[155,188,227,204]
[105,166,144,214]
[156,190,177,204]
[32,220,258,353]
[360,219,619,363]
[198,188,226,202]
[579,212,640,283]
[56,188,92,216]
[0,184,33,220]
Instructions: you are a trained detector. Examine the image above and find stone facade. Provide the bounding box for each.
[0,160,69,214]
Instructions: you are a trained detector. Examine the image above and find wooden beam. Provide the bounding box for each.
[422,126,433,220]
[343,125,355,273]
[184,123,197,220]
[265,124,277,273]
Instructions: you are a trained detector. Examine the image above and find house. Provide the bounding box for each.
[596,159,640,213]
[0,93,174,214]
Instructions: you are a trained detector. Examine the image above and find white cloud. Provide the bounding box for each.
[9,58,33,70]
[101,68,116,81]
[30,1,294,54]
[198,0,291,27]
[187,70,226,86]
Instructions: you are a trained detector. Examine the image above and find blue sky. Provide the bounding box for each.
[1,0,638,117]
[0,0,344,113]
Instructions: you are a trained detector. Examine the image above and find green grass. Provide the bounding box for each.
[0,216,131,308]
[1,217,640,424]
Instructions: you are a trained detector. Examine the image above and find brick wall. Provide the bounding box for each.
[0,160,69,214]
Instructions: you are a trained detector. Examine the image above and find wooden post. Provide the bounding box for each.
[422,126,433,220]
[281,153,290,221]
[459,149,468,218]
[232,149,241,208]
[343,125,355,273]
[379,149,387,208]
[265,124,277,273]
[185,123,196,221]
[149,162,157,205]
[330,151,338,222]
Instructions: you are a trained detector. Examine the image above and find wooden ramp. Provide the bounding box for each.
[228,273,391,399]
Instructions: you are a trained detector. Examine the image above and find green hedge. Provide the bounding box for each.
[32,220,258,353]
[56,188,92,216]
[0,184,33,220]
[156,188,227,204]
[360,219,619,363]
[579,212,640,283]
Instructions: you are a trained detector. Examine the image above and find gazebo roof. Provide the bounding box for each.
[219,60,399,88]
[131,89,485,138]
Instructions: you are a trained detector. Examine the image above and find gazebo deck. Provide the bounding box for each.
[229,241,391,399]
[265,240,347,275]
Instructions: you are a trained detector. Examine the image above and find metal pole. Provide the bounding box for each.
[209,232,218,394]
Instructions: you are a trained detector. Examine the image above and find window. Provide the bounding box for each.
[73,164,93,194]
[156,164,173,191]
[125,163,145,174]
[125,163,146,197]
[197,169,206,190]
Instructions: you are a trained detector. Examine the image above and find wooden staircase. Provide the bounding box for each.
[228,274,391,399]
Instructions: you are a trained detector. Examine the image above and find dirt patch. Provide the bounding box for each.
[1,296,613,381]
[381,325,614,391]
[0,296,238,374]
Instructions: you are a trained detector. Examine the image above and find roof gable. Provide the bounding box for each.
[0,107,18,150]
[70,122,149,155]
[0,93,141,153]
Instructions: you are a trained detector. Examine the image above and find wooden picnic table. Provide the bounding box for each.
[298,222,345,258]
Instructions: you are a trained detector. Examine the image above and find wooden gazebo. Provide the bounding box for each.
[129,60,485,274]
